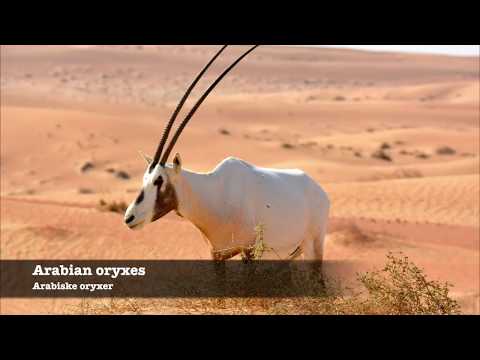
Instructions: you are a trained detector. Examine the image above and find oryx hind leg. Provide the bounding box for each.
[288,245,303,260]
[211,255,227,303]
[298,235,326,290]
[312,223,328,290]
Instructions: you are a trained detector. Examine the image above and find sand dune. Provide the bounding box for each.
[326,174,479,227]
[1,45,479,314]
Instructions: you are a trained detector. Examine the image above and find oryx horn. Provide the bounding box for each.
[160,45,259,165]
[149,45,228,172]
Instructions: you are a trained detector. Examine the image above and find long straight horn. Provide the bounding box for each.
[149,45,228,172]
[160,45,259,165]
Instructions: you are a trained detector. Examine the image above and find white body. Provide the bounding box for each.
[173,157,330,260]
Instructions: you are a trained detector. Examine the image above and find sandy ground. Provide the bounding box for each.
[1,45,479,314]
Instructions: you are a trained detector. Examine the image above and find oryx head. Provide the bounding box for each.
[124,45,259,230]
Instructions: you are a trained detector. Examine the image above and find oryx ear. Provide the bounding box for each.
[138,150,153,165]
[173,153,182,174]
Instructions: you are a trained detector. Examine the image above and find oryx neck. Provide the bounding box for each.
[174,168,221,237]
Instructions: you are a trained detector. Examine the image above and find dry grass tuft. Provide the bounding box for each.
[282,143,295,150]
[70,298,150,315]
[219,128,231,136]
[353,253,461,315]
[68,253,460,315]
[239,252,461,315]
[436,146,456,156]
[97,199,128,214]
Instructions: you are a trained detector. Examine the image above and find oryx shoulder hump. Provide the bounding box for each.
[215,157,253,171]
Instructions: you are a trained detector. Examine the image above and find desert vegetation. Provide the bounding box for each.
[2,45,478,314]
[71,253,461,315]
[97,199,128,214]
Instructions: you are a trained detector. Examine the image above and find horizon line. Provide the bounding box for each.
[295,45,480,58]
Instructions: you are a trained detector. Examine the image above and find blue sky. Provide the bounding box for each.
[318,45,479,57]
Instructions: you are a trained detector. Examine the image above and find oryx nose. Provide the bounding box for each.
[125,215,135,224]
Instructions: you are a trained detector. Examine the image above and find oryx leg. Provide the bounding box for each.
[211,247,245,261]
[210,247,244,302]
[211,256,227,303]
[210,246,255,302]
[313,221,328,279]
[300,236,326,291]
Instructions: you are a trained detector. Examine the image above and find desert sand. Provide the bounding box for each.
[1,45,479,314]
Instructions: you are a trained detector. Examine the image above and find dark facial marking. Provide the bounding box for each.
[151,180,178,222]
[135,190,145,205]
[153,176,163,187]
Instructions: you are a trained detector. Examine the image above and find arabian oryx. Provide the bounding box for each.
[124,45,330,266]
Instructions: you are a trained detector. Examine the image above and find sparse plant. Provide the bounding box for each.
[115,170,131,180]
[355,253,460,315]
[219,128,231,136]
[68,253,461,315]
[282,143,295,150]
[416,153,430,160]
[436,146,456,156]
[78,188,94,195]
[372,149,393,162]
[97,199,128,214]
[250,223,282,260]
[72,297,147,315]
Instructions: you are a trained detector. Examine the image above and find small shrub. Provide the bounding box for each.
[115,170,131,180]
[300,141,318,148]
[263,253,461,315]
[282,143,295,150]
[73,298,146,315]
[78,188,94,195]
[67,253,461,315]
[97,199,128,214]
[416,153,430,160]
[372,149,392,162]
[79,161,95,173]
[436,146,456,156]
[356,253,460,315]
[334,96,346,102]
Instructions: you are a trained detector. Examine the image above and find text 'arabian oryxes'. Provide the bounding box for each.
[124,45,330,263]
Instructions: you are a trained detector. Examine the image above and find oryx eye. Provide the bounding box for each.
[154,177,163,187]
